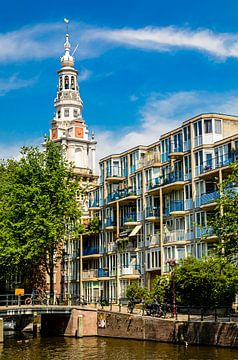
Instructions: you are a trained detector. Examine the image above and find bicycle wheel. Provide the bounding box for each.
[25,297,32,305]
[41,297,47,305]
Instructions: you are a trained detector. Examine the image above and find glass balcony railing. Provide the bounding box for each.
[89,199,100,208]
[98,268,109,277]
[170,200,184,212]
[195,227,214,238]
[195,152,238,177]
[105,218,116,227]
[107,188,137,203]
[145,207,160,217]
[82,269,98,279]
[161,171,184,185]
[83,246,102,256]
[123,212,137,223]
[120,264,141,276]
[146,177,160,191]
[184,199,193,210]
[170,144,183,153]
[200,191,219,205]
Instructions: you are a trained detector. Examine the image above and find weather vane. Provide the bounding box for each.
[64,18,69,34]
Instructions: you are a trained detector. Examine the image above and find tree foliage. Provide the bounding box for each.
[173,257,238,307]
[207,162,238,257]
[0,139,82,294]
[126,282,146,300]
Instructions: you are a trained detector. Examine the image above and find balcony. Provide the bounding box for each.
[82,246,103,258]
[164,229,189,244]
[147,177,160,191]
[197,152,238,178]
[98,268,109,278]
[107,242,117,253]
[161,171,185,191]
[120,264,141,279]
[195,227,216,240]
[88,199,100,209]
[170,200,185,215]
[105,218,116,229]
[169,144,184,159]
[147,234,160,247]
[106,166,125,182]
[184,199,193,210]
[123,212,139,226]
[137,153,161,169]
[200,191,219,209]
[82,269,98,280]
[145,207,160,220]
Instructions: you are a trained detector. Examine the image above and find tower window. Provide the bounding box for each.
[59,77,63,91]
[74,109,78,117]
[65,76,69,89]
[71,76,75,90]
[64,109,69,117]
[58,110,61,119]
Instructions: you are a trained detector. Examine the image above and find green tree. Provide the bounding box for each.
[173,257,238,307]
[0,139,82,300]
[206,162,238,257]
[126,282,145,300]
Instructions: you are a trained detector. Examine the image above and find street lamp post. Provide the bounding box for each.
[167,258,177,317]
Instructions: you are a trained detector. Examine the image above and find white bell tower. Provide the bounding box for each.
[50,25,97,174]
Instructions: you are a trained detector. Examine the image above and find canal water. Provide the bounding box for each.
[1,336,238,360]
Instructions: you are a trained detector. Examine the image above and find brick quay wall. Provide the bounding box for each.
[97,310,238,347]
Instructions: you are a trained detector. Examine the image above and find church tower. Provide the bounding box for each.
[50,29,97,175]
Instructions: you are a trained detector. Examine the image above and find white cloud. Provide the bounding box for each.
[95,90,238,163]
[2,22,238,63]
[0,74,37,96]
[0,137,42,161]
[79,68,92,82]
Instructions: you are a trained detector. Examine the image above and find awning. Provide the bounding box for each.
[129,224,142,237]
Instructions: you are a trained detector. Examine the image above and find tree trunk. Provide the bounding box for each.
[49,247,54,305]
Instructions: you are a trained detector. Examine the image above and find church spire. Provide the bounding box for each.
[61,19,74,68]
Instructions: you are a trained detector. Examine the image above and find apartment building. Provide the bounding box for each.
[84,113,238,302]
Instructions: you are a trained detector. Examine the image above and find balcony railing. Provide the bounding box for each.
[164,229,187,243]
[98,268,109,277]
[107,188,137,203]
[82,269,98,279]
[145,207,160,218]
[146,234,160,246]
[195,227,214,238]
[170,144,183,153]
[105,218,116,227]
[200,191,219,205]
[108,242,117,252]
[123,212,137,223]
[137,153,161,168]
[89,199,100,208]
[120,264,141,276]
[195,152,238,178]
[161,171,184,185]
[170,200,184,212]
[83,246,102,256]
[146,177,160,191]
[184,199,193,210]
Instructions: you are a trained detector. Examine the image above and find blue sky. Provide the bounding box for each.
[2,0,238,160]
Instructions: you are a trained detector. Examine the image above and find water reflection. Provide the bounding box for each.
[1,336,238,360]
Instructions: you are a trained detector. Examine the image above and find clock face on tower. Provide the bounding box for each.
[75,127,83,138]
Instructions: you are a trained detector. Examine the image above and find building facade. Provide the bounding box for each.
[86,113,238,302]
[50,31,97,299]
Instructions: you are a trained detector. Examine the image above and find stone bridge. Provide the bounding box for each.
[0,305,97,339]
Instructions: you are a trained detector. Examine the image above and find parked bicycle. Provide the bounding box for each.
[127,298,141,314]
[25,290,47,305]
